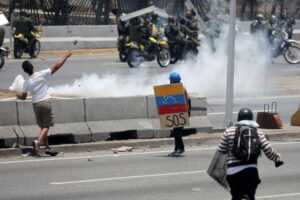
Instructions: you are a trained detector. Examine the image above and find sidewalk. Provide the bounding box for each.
[0,125,299,158]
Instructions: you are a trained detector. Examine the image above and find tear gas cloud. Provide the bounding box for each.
[48,30,270,99]
[47,36,267,100]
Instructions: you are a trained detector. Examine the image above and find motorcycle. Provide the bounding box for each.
[169,36,199,64]
[126,37,171,68]
[271,30,300,64]
[0,46,9,69]
[13,27,43,59]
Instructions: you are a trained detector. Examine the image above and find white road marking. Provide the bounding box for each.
[0,141,299,165]
[257,192,300,199]
[50,170,206,185]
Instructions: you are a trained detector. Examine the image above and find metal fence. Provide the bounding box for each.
[1,0,299,25]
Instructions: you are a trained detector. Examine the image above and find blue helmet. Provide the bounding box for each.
[169,72,181,83]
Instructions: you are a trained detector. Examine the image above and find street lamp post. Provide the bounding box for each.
[224,0,236,127]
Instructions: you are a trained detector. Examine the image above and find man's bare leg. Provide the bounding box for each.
[37,127,49,149]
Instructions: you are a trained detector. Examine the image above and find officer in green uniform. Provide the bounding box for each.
[14,11,36,51]
[128,17,141,43]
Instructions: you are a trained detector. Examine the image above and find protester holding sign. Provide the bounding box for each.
[217,108,284,200]
[154,72,190,156]
[168,72,190,156]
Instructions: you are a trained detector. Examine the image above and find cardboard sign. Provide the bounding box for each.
[0,13,9,26]
[154,83,189,129]
[207,151,230,192]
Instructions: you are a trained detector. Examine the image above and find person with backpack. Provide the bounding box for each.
[217,108,284,200]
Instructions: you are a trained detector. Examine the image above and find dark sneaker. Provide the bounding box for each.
[45,148,58,156]
[173,149,185,156]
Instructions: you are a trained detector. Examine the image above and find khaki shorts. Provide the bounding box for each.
[33,100,54,128]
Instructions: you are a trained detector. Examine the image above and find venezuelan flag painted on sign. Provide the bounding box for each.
[154,83,188,115]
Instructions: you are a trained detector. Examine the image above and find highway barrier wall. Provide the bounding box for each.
[0,94,212,148]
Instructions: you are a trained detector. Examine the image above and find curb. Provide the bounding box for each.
[1,130,299,158]
[39,48,118,57]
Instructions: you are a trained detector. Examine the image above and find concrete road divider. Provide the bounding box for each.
[291,104,300,126]
[0,101,24,147]
[0,94,212,148]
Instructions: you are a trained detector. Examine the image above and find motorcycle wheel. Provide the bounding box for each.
[13,41,23,59]
[119,51,127,62]
[127,49,143,68]
[29,40,41,58]
[157,47,171,67]
[283,45,300,64]
[0,56,4,69]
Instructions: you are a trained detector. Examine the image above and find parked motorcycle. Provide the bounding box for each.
[13,27,43,59]
[271,30,300,64]
[126,37,170,68]
[0,47,9,69]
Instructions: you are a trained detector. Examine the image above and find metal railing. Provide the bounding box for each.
[1,0,299,25]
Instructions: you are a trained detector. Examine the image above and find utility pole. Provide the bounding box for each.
[224,0,236,127]
[9,0,14,53]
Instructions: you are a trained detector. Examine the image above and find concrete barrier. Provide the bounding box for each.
[85,96,149,141]
[0,94,212,148]
[85,97,148,121]
[0,101,23,147]
[50,99,91,144]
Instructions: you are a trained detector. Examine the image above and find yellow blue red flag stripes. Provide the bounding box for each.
[153,83,189,129]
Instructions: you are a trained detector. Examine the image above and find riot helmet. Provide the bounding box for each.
[168,16,175,24]
[269,15,278,25]
[169,72,181,83]
[256,13,264,22]
[186,11,192,20]
[237,108,254,121]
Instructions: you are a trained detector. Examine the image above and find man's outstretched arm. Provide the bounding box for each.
[50,51,72,75]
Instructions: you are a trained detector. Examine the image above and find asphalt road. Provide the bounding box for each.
[1,53,300,128]
[0,141,299,200]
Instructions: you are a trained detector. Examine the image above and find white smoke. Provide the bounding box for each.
[48,24,270,99]
[11,1,271,99]
[48,67,167,97]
